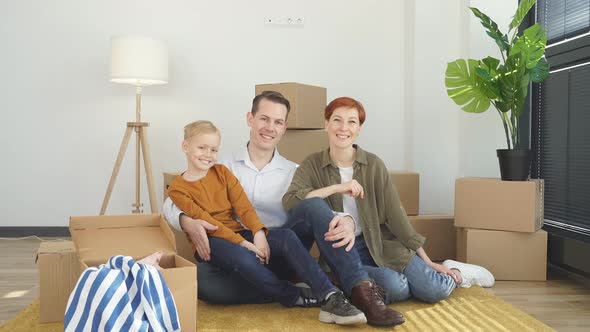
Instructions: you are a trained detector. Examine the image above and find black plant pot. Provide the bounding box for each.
[497,149,532,181]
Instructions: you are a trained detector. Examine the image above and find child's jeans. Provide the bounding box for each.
[196,228,336,306]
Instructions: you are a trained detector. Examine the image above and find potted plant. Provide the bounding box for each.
[445,0,549,181]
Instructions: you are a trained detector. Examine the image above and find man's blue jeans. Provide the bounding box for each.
[283,197,371,296]
[196,228,335,306]
[288,197,456,304]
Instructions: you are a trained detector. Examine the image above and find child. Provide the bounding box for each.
[167,120,366,325]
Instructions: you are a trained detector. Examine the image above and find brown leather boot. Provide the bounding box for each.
[351,281,405,326]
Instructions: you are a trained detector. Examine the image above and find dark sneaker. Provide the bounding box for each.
[319,292,367,325]
[295,283,320,308]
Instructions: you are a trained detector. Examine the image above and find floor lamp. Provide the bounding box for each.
[100,36,168,215]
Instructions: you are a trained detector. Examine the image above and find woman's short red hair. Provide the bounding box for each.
[325,97,366,125]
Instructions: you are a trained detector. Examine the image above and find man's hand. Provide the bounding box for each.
[324,215,356,252]
[253,230,270,264]
[180,215,218,261]
[239,240,265,264]
[337,180,365,199]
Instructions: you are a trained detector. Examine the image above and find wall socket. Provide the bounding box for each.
[264,16,305,27]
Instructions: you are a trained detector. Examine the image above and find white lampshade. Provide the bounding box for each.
[110,36,168,86]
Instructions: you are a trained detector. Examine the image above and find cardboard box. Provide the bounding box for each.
[37,241,80,323]
[70,214,197,331]
[456,228,547,281]
[409,215,455,261]
[163,172,198,264]
[255,82,326,129]
[278,129,328,164]
[163,172,180,200]
[454,178,544,232]
[389,171,419,216]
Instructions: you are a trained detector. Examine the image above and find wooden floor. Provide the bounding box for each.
[1,238,590,331]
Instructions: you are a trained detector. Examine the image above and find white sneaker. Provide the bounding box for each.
[442,260,495,288]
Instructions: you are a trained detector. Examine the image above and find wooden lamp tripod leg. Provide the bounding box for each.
[100,126,134,215]
[140,126,158,213]
[132,125,142,213]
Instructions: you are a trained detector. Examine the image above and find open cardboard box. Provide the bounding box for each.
[69,214,197,332]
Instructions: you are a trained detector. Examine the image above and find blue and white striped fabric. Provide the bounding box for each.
[64,255,180,332]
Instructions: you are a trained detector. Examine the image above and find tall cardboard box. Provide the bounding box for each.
[255,82,326,129]
[278,129,328,164]
[409,215,455,261]
[455,178,544,232]
[389,171,419,216]
[37,241,80,323]
[163,172,198,264]
[70,214,197,331]
[456,228,547,281]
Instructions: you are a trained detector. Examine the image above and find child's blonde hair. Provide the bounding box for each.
[184,120,220,140]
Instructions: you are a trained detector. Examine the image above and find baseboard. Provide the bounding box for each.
[0,227,70,238]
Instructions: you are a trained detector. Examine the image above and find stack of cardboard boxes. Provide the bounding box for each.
[454,178,547,281]
[255,82,328,164]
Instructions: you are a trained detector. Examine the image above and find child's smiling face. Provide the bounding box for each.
[183,132,221,172]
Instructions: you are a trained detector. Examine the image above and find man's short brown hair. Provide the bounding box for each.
[251,91,291,117]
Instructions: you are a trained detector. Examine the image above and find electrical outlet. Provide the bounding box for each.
[264,16,305,27]
[294,17,305,26]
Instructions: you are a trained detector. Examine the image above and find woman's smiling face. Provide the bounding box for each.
[325,106,361,149]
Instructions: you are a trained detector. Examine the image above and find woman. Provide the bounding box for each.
[283,97,494,326]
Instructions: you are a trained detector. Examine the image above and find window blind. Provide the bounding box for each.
[537,0,590,44]
[533,0,590,240]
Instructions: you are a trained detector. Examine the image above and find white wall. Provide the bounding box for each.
[0,0,516,226]
[0,0,406,226]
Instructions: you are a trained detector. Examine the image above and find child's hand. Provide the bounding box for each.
[253,230,270,264]
[239,240,265,264]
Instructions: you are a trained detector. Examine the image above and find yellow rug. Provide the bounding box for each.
[1,287,553,331]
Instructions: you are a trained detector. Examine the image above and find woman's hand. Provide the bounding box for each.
[429,262,460,283]
[239,240,265,264]
[253,230,270,264]
[338,180,365,199]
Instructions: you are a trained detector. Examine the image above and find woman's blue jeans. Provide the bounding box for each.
[287,198,456,304]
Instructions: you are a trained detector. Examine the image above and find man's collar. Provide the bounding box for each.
[320,144,368,168]
[236,142,290,171]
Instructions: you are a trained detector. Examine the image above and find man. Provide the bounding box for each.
[163,91,401,326]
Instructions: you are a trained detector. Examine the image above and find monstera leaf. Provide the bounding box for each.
[445,59,491,113]
[530,57,550,83]
[470,7,509,53]
[496,55,530,117]
[476,56,502,99]
[510,0,537,30]
[511,23,547,69]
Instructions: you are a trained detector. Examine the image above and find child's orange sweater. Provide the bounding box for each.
[167,164,266,244]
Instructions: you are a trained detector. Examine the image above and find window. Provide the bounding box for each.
[532,0,590,241]
[537,0,590,43]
